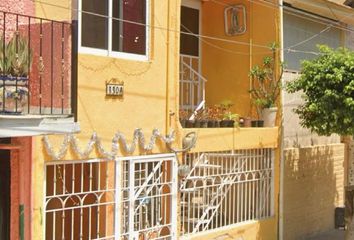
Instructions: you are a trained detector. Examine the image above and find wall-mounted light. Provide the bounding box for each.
[224,5,247,36]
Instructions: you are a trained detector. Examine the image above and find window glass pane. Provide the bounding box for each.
[283,12,341,71]
[112,0,146,55]
[81,0,108,50]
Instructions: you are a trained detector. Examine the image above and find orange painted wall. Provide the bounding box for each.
[10,150,20,240]
[201,0,279,118]
[8,137,33,240]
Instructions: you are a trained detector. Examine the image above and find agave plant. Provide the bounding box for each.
[0,37,12,75]
[0,35,32,77]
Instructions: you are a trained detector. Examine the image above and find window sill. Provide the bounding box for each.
[78,46,149,62]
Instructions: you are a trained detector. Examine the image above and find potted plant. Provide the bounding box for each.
[240,116,252,127]
[251,119,264,127]
[179,109,189,128]
[0,35,32,113]
[249,42,283,127]
[194,108,208,128]
[219,100,239,128]
[221,111,239,127]
[206,105,221,128]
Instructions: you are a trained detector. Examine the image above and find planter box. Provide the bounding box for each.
[0,76,29,114]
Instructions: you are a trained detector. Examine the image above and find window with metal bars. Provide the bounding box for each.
[44,154,177,240]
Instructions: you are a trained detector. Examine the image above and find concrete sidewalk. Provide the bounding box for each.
[306,230,345,240]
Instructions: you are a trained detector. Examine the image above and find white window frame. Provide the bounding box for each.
[78,0,150,61]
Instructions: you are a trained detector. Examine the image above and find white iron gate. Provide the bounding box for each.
[44,154,177,240]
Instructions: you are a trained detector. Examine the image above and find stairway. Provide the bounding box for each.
[179,153,248,234]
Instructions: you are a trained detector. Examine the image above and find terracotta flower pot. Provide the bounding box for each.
[243,117,252,127]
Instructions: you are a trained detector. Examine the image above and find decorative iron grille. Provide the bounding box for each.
[0,11,72,115]
[180,149,274,236]
[44,154,177,240]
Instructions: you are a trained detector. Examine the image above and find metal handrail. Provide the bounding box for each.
[179,54,207,113]
[180,61,208,83]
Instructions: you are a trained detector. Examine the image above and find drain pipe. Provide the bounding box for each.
[165,0,171,135]
[279,0,285,239]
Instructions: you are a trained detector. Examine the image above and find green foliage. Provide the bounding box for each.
[216,100,239,121]
[286,45,354,136]
[0,35,32,77]
[249,43,283,111]
[222,111,239,121]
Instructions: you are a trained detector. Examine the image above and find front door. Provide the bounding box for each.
[180,0,200,57]
[0,148,11,240]
[180,1,203,111]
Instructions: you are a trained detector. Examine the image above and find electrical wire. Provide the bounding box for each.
[211,0,354,51]
[211,0,354,33]
[33,0,348,50]
[31,0,269,50]
[30,0,352,55]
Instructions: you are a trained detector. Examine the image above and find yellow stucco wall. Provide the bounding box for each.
[31,0,281,239]
[189,218,278,240]
[283,144,345,240]
[183,127,279,152]
[35,0,73,21]
[201,0,280,118]
[32,0,182,239]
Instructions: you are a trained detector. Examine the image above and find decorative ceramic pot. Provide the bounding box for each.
[0,76,29,114]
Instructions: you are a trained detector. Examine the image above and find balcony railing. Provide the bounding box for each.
[0,11,72,116]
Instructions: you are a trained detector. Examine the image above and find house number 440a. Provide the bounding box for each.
[106,84,124,96]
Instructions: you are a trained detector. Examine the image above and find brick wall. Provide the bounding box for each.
[283,144,345,240]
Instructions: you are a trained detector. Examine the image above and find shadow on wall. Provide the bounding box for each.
[282,145,344,240]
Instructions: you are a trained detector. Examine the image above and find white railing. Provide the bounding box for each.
[179,54,207,112]
[44,154,178,240]
[179,149,274,237]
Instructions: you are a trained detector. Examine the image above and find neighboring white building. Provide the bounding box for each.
[280,1,354,239]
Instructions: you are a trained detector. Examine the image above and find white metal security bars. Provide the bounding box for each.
[44,154,177,240]
[179,54,206,112]
[118,154,178,240]
[180,149,274,236]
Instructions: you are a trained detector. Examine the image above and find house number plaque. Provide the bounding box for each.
[106,78,124,96]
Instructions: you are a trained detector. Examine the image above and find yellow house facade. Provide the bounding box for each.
[0,0,282,239]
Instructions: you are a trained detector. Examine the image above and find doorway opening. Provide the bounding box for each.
[0,144,11,240]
